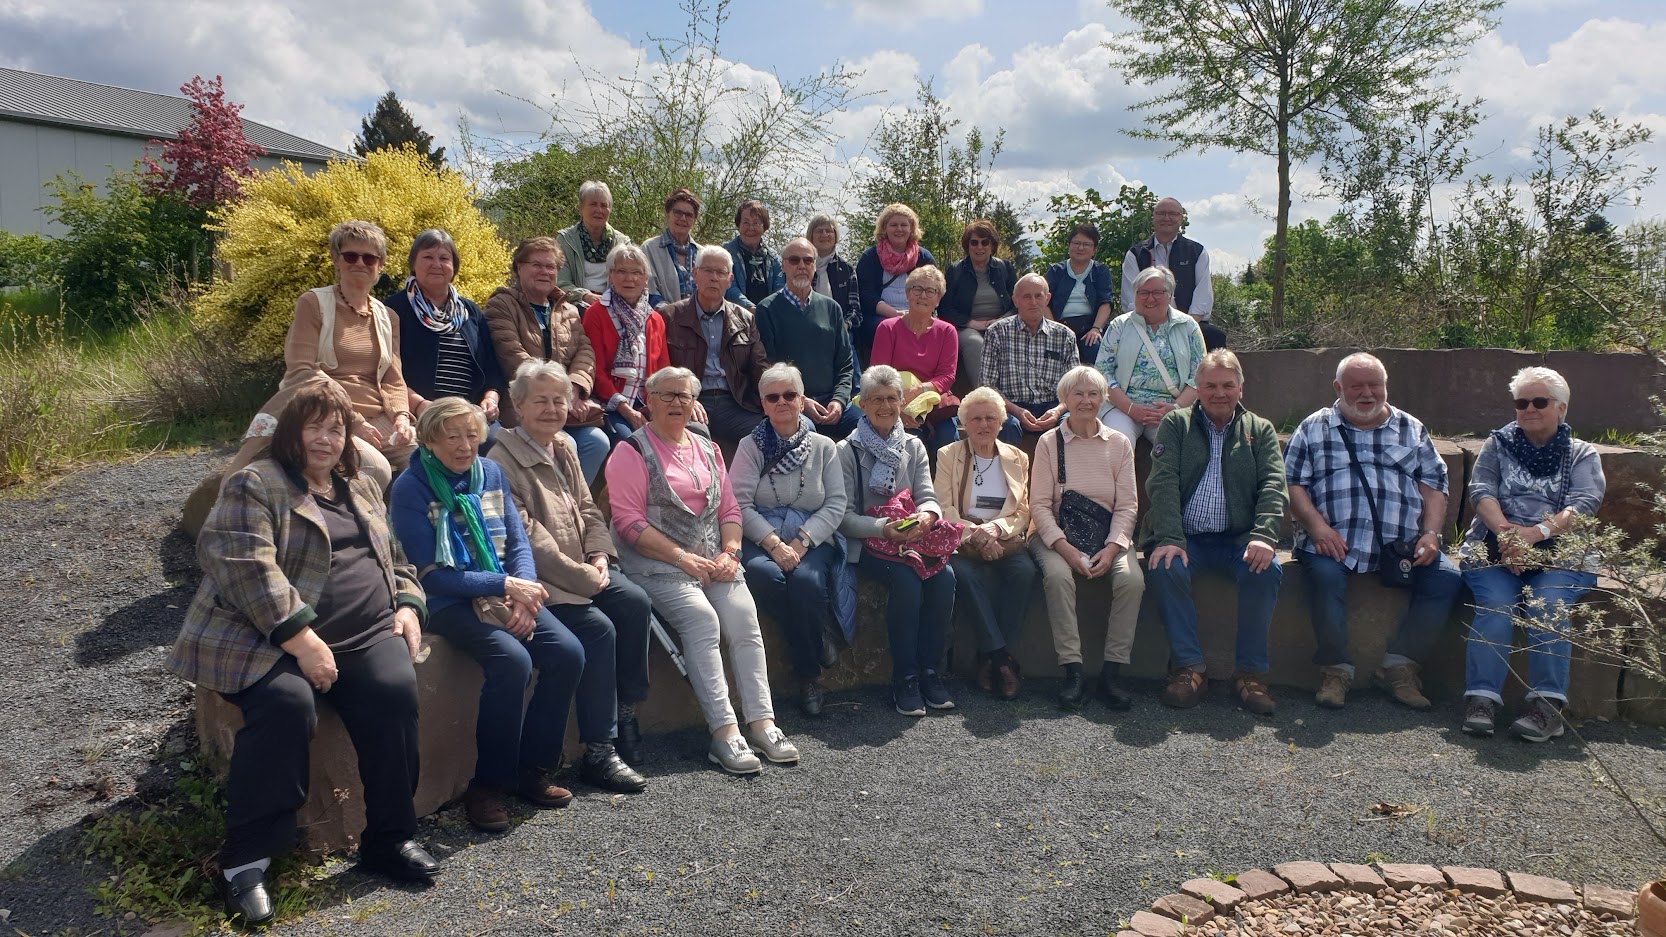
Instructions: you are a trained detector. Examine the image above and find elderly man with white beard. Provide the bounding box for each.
[1283,352,1462,711]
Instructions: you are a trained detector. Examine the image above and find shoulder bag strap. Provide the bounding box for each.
[1335,422,1387,544]
[1131,319,1181,398]
[1055,425,1068,485]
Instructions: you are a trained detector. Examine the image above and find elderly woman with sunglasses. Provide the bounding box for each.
[1458,367,1605,743]
[731,363,852,717]
[228,220,416,489]
[605,367,800,775]
[941,219,1017,387]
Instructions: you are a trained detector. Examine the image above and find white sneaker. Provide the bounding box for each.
[707,735,762,774]
[744,726,801,764]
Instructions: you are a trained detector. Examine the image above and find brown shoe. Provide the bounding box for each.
[463,785,510,833]
[993,652,1022,701]
[1315,667,1351,709]
[1373,662,1432,710]
[518,768,574,809]
[1233,673,1276,716]
[975,653,995,694]
[1161,668,1206,708]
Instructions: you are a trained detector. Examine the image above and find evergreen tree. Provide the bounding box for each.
[354,91,446,168]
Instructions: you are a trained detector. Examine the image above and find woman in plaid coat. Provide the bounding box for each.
[168,383,441,927]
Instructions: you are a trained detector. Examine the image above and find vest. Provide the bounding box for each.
[613,428,725,582]
[1132,234,1204,313]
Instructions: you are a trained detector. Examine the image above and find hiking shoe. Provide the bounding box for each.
[1233,673,1276,716]
[1462,696,1498,737]
[1374,662,1432,710]
[894,675,927,717]
[1315,667,1351,709]
[463,785,510,833]
[1509,697,1565,743]
[708,735,763,774]
[1057,664,1087,711]
[920,670,956,710]
[517,768,574,809]
[1161,669,1206,708]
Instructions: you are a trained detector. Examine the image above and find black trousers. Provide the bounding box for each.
[220,634,419,867]
[698,389,766,444]
[1200,320,1227,351]
[548,570,655,708]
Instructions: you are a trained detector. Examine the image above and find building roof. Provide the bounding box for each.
[0,67,350,163]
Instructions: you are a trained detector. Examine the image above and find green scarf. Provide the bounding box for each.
[417,447,502,574]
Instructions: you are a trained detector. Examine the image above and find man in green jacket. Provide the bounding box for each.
[1142,349,1288,714]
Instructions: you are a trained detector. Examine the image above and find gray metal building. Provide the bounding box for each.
[0,67,349,236]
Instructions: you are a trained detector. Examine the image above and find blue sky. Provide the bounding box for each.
[3,0,1663,272]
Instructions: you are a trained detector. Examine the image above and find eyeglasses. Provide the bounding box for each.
[337,251,382,267]
[1514,397,1553,410]
[652,391,696,404]
[523,261,559,273]
[1136,288,1171,298]
[763,391,801,403]
[865,395,901,406]
[907,285,941,296]
[1153,210,1184,218]
[783,255,816,266]
[668,208,696,220]
[695,266,729,276]
[613,268,647,278]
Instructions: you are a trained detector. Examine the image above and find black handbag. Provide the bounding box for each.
[1053,427,1115,554]
[1335,424,1417,588]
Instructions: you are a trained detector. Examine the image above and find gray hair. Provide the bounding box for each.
[1334,352,1387,383]
[1131,265,1175,296]
[960,385,1007,416]
[695,244,731,271]
[415,396,487,447]
[1509,366,1570,408]
[1057,364,1108,400]
[646,366,699,395]
[859,364,904,398]
[759,362,804,395]
[406,228,460,275]
[510,359,572,404]
[606,242,650,275]
[806,214,839,240]
[1195,348,1244,384]
[578,179,612,208]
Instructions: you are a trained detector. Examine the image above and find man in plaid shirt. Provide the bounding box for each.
[1284,353,1462,710]
[979,273,1078,442]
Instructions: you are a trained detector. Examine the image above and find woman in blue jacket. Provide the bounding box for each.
[1044,223,1115,365]
[387,229,507,441]
[941,219,1017,387]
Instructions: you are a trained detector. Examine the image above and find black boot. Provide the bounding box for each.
[1058,663,1087,711]
[615,703,643,767]
[1098,662,1132,711]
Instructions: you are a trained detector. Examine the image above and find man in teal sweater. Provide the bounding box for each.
[1142,349,1288,714]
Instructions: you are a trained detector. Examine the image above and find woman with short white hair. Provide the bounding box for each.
[1459,366,1605,743]
[605,367,798,774]
[582,243,672,446]
[1029,365,1143,711]
[731,363,853,716]
[1096,264,1205,445]
[557,180,647,309]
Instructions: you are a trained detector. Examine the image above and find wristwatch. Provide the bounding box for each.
[1420,529,1442,544]
[1536,523,1552,539]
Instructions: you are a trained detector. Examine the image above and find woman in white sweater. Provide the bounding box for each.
[731,364,851,716]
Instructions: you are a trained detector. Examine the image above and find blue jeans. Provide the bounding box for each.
[949,550,1037,653]
[859,552,956,682]
[914,413,959,456]
[1461,562,1595,704]
[1147,533,1282,673]
[998,401,1059,443]
[1296,549,1462,671]
[811,392,861,439]
[600,410,638,448]
[743,540,842,679]
[564,425,609,486]
[429,603,586,790]
[547,568,655,708]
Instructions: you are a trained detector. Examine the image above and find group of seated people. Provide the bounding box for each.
[171,203,1607,927]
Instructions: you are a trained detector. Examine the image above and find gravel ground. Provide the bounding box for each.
[0,451,1663,937]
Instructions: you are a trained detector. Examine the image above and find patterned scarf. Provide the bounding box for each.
[853,415,907,496]
[1497,421,1571,478]
[663,232,697,299]
[876,237,920,276]
[736,240,769,301]
[603,288,652,404]
[752,413,814,476]
[578,224,613,264]
[416,447,502,574]
[404,277,463,334]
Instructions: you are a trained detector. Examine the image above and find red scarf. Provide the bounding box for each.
[876,238,920,276]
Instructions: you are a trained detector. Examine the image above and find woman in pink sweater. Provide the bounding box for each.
[869,265,959,456]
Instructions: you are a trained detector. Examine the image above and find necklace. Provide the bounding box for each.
[307,478,335,498]
[663,436,705,488]
[971,453,995,485]
[764,468,807,503]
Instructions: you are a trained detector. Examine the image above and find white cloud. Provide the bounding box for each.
[828,0,984,23]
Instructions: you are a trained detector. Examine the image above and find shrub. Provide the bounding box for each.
[196,146,510,360]
[0,231,60,289]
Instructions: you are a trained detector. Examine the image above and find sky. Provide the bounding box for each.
[3,0,1663,276]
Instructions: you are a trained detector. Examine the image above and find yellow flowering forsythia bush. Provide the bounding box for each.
[195,145,510,359]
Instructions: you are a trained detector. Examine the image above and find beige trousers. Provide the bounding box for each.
[1029,535,1145,666]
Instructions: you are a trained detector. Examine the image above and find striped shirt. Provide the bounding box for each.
[430,329,481,400]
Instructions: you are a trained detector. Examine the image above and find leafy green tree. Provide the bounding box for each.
[354,91,446,169]
[847,83,1013,264]
[988,199,1038,273]
[1035,184,1157,273]
[1104,0,1503,329]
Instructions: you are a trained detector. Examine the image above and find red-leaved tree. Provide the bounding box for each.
[143,75,266,211]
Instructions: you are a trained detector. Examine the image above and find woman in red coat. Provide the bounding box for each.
[582,243,671,447]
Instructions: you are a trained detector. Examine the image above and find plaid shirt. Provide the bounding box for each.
[979,314,1079,405]
[1182,417,1229,534]
[1285,404,1448,572]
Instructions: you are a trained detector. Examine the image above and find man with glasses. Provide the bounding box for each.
[1122,197,1225,350]
[1283,352,1462,711]
[755,238,859,438]
[661,245,770,444]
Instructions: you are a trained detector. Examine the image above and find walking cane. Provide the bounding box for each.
[648,610,689,679]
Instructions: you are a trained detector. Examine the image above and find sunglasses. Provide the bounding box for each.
[783,255,816,266]
[764,391,801,403]
[1513,397,1554,410]
[338,251,382,267]
[967,238,992,247]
